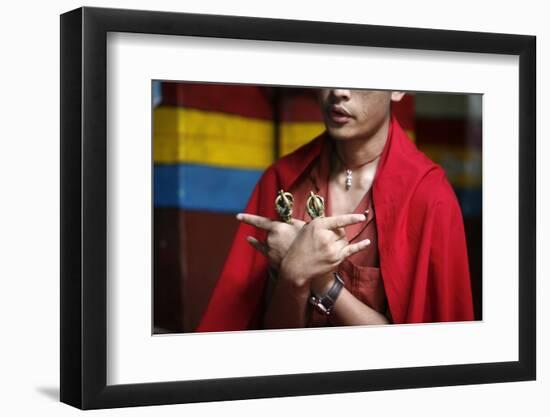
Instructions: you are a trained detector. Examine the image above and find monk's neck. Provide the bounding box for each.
[332,117,389,170]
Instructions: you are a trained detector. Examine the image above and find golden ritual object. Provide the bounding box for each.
[306,191,325,219]
[275,190,294,223]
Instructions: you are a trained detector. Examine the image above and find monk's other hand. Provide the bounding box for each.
[237,213,306,269]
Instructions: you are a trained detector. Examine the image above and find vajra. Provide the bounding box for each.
[274,189,325,223]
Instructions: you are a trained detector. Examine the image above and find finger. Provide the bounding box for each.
[340,238,371,259]
[246,236,268,256]
[237,213,274,231]
[321,213,367,230]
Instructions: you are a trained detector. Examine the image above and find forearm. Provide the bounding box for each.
[329,287,389,326]
[312,273,390,326]
[262,275,310,329]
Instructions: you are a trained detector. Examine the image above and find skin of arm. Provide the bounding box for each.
[263,268,389,329]
[310,273,390,326]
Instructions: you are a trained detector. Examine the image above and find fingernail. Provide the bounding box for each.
[363,239,371,246]
[236,213,243,220]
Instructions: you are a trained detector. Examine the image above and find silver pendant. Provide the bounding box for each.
[345,169,352,190]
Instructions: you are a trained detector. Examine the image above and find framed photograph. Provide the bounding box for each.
[60,6,536,409]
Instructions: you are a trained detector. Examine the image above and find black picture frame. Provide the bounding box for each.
[60,6,536,410]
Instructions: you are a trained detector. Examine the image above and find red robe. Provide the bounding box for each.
[196,115,474,332]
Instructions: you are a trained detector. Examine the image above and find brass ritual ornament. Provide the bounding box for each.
[306,191,325,219]
[275,190,294,223]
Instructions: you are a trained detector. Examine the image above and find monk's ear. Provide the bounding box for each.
[390,91,405,102]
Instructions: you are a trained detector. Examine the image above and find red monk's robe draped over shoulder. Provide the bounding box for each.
[196,115,474,332]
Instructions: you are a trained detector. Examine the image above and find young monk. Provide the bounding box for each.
[197,89,474,331]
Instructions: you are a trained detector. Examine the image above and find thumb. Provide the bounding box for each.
[246,236,268,256]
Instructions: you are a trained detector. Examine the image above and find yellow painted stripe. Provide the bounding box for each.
[280,122,325,156]
[154,107,275,169]
[419,144,482,188]
[154,107,325,168]
[153,107,418,169]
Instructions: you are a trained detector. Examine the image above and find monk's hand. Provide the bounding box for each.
[279,213,370,288]
[237,213,306,269]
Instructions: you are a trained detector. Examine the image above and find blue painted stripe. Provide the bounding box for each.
[152,80,162,107]
[154,164,263,213]
[154,164,481,217]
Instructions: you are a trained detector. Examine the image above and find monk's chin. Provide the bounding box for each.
[326,126,361,142]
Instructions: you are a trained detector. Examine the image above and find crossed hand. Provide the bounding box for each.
[236,213,370,288]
